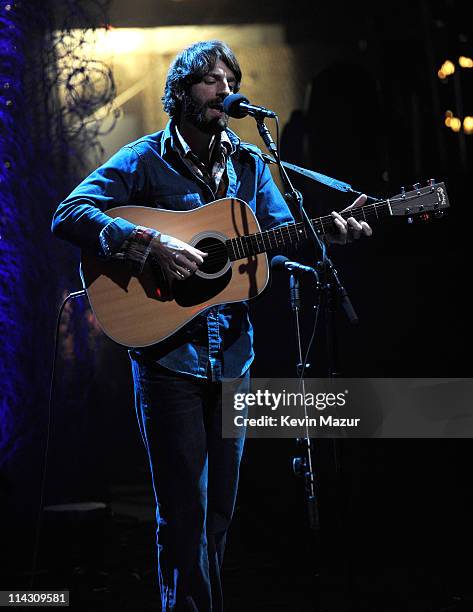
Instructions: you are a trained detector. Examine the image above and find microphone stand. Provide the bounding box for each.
[255,115,359,367]
[256,115,326,610]
[288,269,320,529]
[282,265,322,612]
[255,114,360,611]
[255,116,321,502]
[255,120,359,327]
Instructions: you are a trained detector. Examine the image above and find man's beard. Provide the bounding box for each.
[181,94,228,134]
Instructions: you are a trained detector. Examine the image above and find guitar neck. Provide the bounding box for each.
[226,199,392,260]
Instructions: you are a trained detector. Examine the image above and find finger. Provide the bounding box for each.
[164,265,187,282]
[175,254,198,271]
[172,251,193,268]
[347,217,363,239]
[169,269,188,281]
[172,263,193,278]
[360,221,373,237]
[184,248,206,266]
[352,193,367,208]
[190,246,208,260]
[331,212,348,235]
[186,260,198,272]
[341,193,367,213]
[167,268,185,281]
[333,218,347,236]
[333,220,351,243]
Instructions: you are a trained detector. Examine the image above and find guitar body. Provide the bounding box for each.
[80,182,450,348]
[81,198,269,347]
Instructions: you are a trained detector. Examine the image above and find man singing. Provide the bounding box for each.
[52,40,371,611]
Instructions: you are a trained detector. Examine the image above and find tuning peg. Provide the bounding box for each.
[413,182,421,194]
[434,210,445,219]
[407,216,414,224]
[428,178,436,189]
[400,186,406,198]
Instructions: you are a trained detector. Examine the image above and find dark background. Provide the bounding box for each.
[1,1,472,610]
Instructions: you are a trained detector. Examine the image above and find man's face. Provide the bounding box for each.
[181,59,237,134]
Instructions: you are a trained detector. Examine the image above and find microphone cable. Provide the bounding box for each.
[29,289,86,588]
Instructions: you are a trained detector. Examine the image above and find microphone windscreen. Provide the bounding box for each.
[270,255,289,271]
[223,93,250,118]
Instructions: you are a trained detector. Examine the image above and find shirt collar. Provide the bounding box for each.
[174,124,196,156]
[160,120,174,157]
[160,119,236,158]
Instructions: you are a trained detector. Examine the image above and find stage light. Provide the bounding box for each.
[94,28,146,56]
[463,116,473,134]
[437,59,455,79]
[458,56,473,68]
[444,110,453,127]
[449,117,461,132]
[444,111,463,132]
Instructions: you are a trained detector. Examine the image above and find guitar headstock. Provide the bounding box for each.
[388,180,450,219]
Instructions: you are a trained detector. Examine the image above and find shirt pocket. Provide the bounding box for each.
[156,193,202,211]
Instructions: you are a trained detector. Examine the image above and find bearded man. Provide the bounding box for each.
[52,40,371,611]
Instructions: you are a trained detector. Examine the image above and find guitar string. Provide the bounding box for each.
[197,205,390,264]
[198,204,388,254]
[201,211,390,264]
[192,193,441,265]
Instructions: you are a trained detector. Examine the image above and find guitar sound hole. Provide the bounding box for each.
[195,237,229,274]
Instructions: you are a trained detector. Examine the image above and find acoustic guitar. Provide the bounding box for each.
[81,181,449,347]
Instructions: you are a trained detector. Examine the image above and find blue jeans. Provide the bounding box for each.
[131,357,248,611]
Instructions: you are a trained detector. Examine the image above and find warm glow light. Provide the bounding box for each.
[444,111,473,134]
[438,59,455,79]
[459,56,473,68]
[95,29,147,55]
[55,25,285,60]
[450,117,461,132]
[463,116,473,134]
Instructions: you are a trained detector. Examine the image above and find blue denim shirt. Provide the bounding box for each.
[52,120,294,380]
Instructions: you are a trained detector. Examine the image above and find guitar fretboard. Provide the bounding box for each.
[226,200,392,260]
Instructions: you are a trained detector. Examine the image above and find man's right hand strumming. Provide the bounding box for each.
[150,233,208,281]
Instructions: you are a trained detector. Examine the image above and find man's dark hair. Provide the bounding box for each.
[162,40,242,117]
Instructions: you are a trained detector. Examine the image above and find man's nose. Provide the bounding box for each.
[218,79,231,97]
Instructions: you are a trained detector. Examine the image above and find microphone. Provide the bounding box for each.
[271,255,317,275]
[223,93,276,119]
